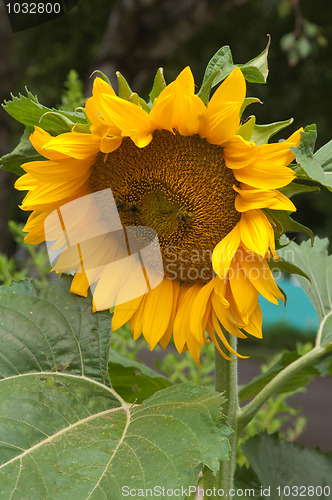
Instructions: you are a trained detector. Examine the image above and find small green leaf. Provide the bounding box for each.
[268,255,311,282]
[279,181,320,198]
[108,348,172,403]
[265,208,314,244]
[116,71,133,101]
[236,434,332,496]
[237,116,256,141]
[90,69,111,85]
[250,118,294,145]
[197,69,221,104]
[149,67,166,103]
[198,38,270,99]
[239,97,262,117]
[129,92,151,112]
[240,35,270,83]
[116,72,151,111]
[0,126,45,176]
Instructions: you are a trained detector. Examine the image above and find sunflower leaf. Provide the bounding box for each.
[250,118,294,145]
[149,67,166,103]
[268,255,311,282]
[265,208,314,244]
[108,348,172,403]
[279,182,320,198]
[0,378,230,496]
[0,126,45,176]
[278,236,332,348]
[239,97,262,117]
[236,434,332,495]
[200,38,270,93]
[291,124,332,191]
[239,346,332,402]
[197,69,221,104]
[0,276,112,385]
[2,89,87,135]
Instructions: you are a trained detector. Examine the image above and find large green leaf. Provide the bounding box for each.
[236,434,332,499]
[0,277,111,385]
[0,381,230,499]
[108,348,172,403]
[278,237,332,348]
[0,278,230,498]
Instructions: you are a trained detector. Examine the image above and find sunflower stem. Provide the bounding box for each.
[214,332,240,494]
[237,345,325,434]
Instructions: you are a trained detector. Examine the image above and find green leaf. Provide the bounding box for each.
[0,277,112,385]
[250,118,293,145]
[239,97,262,117]
[237,116,256,141]
[291,124,332,191]
[279,181,320,198]
[268,255,311,281]
[236,434,332,498]
[116,72,151,112]
[0,278,230,496]
[108,348,172,403]
[91,69,111,85]
[0,382,230,497]
[198,38,270,102]
[278,237,332,348]
[149,67,166,103]
[265,208,314,244]
[240,35,270,83]
[2,89,87,135]
[0,127,45,176]
[239,347,331,402]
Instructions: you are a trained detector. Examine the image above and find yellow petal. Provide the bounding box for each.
[150,66,208,136]
[211,311,249,359]
[112,295,144,331]
[21,157,94,183]
[236,248,283,303]
[239,210,274,257]
[228,254,259,318]
[190,279,215,344]
[243,303,263,338]
[41,132,100,160]
[70,271,90,297]
[234,185,296,212]
[233,158,296,189]
[99,94,152,148]
[159,279,181,349]
[212,223,241,278]
[205,67,246,145]
[173,283,202,353]
[142,278,174,349]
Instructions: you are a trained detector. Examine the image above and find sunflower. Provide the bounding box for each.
[15,67,302,363]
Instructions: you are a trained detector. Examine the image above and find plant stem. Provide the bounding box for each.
[215,333,239,493]
[237,345,325,433]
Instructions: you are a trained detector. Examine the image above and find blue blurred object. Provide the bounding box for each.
[260,277,319,332]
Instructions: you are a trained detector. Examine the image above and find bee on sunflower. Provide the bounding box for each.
[14,65,302,363]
